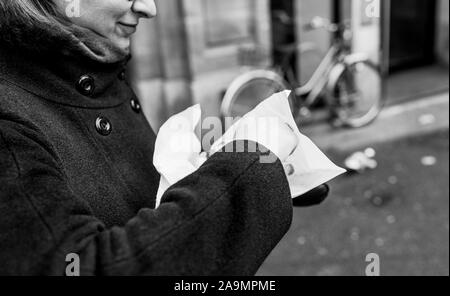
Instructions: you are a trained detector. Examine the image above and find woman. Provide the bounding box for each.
[0,0,296,275]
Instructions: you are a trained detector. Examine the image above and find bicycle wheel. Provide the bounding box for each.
[221,70,291,118]
[330,61,384,128]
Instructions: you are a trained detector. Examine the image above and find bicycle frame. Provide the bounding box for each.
[221,16,383,128]
[291,18,353,108]
[294,44,340,107]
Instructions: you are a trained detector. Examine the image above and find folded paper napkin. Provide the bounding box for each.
[153,91,346,208]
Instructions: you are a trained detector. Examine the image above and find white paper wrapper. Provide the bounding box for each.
[153,105,206,208]
[153,91,346,208]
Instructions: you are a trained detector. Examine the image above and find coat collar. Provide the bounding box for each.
[0,15,133,109]
[0,46,132,109]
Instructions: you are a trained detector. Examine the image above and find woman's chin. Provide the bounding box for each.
[114,37,131,53]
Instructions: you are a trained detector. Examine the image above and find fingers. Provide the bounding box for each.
[283,163,295,176]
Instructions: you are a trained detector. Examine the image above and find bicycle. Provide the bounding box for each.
[221,16,385,129]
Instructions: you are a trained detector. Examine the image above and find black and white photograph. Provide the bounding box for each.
[0,0,448,281]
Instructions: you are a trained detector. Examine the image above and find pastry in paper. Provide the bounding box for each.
[153,91,346,208]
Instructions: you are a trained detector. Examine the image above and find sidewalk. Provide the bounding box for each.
[302,92,450,152]
[258,92,450,276]
[258,129,449,276]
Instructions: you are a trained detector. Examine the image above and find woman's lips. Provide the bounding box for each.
[117,22,137,36]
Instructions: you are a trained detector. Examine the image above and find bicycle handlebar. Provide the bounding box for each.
[303,16,350,33]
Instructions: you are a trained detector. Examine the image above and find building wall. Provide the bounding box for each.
[131,0,192,131]
[351,0,381,64]
[295,0,333,85]
[131,0,386,130]
[436,0,449,66]
[132,0,272,130]
[181,0,272,121]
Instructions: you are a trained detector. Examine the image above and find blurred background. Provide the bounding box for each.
[129,0,449,276]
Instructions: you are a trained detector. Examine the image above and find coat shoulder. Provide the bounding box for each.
[0,78,51,180]
[0,77,47,135]
[0,122,20,180]
[0,78,60,171]
[0,77,36,112]
[0,116,63,182]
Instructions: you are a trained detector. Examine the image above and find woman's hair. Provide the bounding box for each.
[0,0,127,62]
[0,0,62,27]
[0,0,73,51]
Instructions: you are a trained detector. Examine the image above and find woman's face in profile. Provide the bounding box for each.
[56,0,157,51]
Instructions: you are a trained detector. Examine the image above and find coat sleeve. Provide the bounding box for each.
[0,120,293,276]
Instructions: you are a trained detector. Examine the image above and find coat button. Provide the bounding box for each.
[76,75,95,96]
[130,98,141,113]
[118,70,126,81]
[95,116,112,136]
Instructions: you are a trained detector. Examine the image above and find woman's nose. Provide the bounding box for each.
[132,0,157,19]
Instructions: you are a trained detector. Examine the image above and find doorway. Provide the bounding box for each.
[389,0,437,72]
[270,0,296,74]
[385,0,448,105]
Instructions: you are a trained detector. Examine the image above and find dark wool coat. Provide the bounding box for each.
[0,22,293,275]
